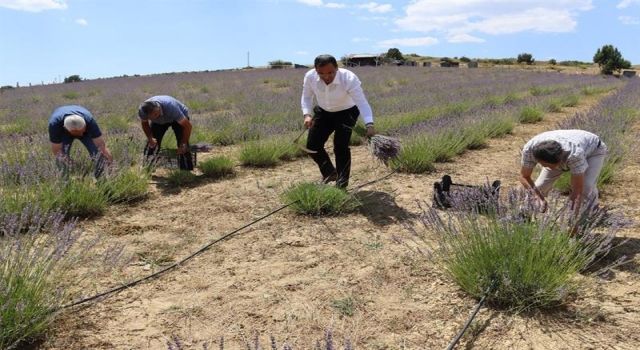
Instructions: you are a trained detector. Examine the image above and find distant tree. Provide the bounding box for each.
[268,60,292,69]
[385,48,404,61]
[63,75,82,83]
[1,85,15,91]
[517,53,535,65]
[548,59,557,65]
[593,44,631,75]
[459,56,472,63]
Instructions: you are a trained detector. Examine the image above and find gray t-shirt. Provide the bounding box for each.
[521,130,606,174]
[138,95,189,125]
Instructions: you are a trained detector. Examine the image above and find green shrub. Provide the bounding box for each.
[544,99,563,112]
[283,182,360,216]
[198,156,235,178]
[529,86,554,96]
[0,206,123,348]
[99,167,150,203]
[62,91,79,100]
[239,139,301,167]
[560,94,580,107]
[166,169,198,186]
[518,106,544,123]
[38,178,108,218]
[390,137,436,173]
[422,192,617,311]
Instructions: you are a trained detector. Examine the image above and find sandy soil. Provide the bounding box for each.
[44,94,640,350]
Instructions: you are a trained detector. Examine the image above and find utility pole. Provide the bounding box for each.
[247,51,250,68]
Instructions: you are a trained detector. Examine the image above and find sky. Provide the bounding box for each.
[0,0,638,86]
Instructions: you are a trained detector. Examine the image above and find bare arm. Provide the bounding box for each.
[520,166,547,211]
[51,142,64,157]
[176,117,192,154]
[569,173,585,215]
[140,120,153,141]
[177,117,192,145]
[93,136,113,162]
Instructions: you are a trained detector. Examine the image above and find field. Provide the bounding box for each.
[1,66,639,349]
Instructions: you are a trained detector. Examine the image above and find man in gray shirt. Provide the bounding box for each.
[138,95,193,170]
[519,129,607,216]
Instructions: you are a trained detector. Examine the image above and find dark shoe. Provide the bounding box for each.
[323,172,338,184]
[335,179,348,189]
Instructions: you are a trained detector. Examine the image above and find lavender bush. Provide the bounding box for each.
[420,189,623,311]
[0,206,79,348]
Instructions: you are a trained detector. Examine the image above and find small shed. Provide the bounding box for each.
[422,62,432,67]
[467,61,479,68]
[622,70,636,78]
[345,54,380,67]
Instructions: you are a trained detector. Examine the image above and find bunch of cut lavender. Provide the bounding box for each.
[367,134,401,166]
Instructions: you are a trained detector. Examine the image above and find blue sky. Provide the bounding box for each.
[1,0,638,86]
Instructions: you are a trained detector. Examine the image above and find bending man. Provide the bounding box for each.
[519,129,607,216]
[48,105,112,177]
[138,95,193,170]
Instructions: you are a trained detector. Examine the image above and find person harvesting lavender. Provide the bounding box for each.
[48,105,113,177]
[301,54,376,188]
[138,95,193,170]
[519,129,607,217]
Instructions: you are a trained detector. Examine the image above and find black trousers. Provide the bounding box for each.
[144,121,193,170]
[306,105,359,188]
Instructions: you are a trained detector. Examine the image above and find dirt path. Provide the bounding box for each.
[47,94,640,349]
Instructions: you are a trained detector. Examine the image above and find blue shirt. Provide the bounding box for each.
[138,95,189,125]
[48,105,102,143]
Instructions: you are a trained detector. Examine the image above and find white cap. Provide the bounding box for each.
[63,114,86,131]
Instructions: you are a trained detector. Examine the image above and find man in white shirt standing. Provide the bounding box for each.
[519,129,608,217]
[301,54,376,188]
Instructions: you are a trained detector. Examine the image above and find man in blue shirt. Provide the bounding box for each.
[48,105,113,177]
[138,95,193,170]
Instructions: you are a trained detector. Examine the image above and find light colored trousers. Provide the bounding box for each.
[535,148,607,202]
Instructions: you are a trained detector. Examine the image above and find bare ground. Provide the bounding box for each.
[44,94,640,350]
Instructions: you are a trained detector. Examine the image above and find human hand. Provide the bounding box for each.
[537,198,548,213]
[366,124,376,138]
[147,138,158,149]
[303,115,314,129]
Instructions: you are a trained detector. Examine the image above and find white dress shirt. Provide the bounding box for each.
[301,68,374,125]
[521,130,606,174]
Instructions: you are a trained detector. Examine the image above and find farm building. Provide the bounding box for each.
[344,54,381,67]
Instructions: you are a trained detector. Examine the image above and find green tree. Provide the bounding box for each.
[549,59,557,65]
[517,53,535,65]
[63,75,82,83]
[593,44,631,75]
[385,48,404,61]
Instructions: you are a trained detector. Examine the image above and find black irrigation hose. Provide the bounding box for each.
[59,170,397,311]
[445,279,497,350]
[59,201,296,310]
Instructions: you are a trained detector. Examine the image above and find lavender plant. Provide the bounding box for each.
[421,189,622,311]
[283,182,360,216]
[0,206,82,348]
[198,156,235,178]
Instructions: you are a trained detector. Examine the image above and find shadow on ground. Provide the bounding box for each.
[354,190,417,226]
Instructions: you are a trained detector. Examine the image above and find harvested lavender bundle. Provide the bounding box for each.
[367,134,401,165]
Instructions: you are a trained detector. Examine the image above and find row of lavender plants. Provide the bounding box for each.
[0,68,621,216]
[553,78,640,192]
[386,79,621,173]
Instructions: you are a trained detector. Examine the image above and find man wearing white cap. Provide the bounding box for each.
[48,105,112,177]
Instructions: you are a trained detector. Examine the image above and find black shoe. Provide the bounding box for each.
[323,172,338,184]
